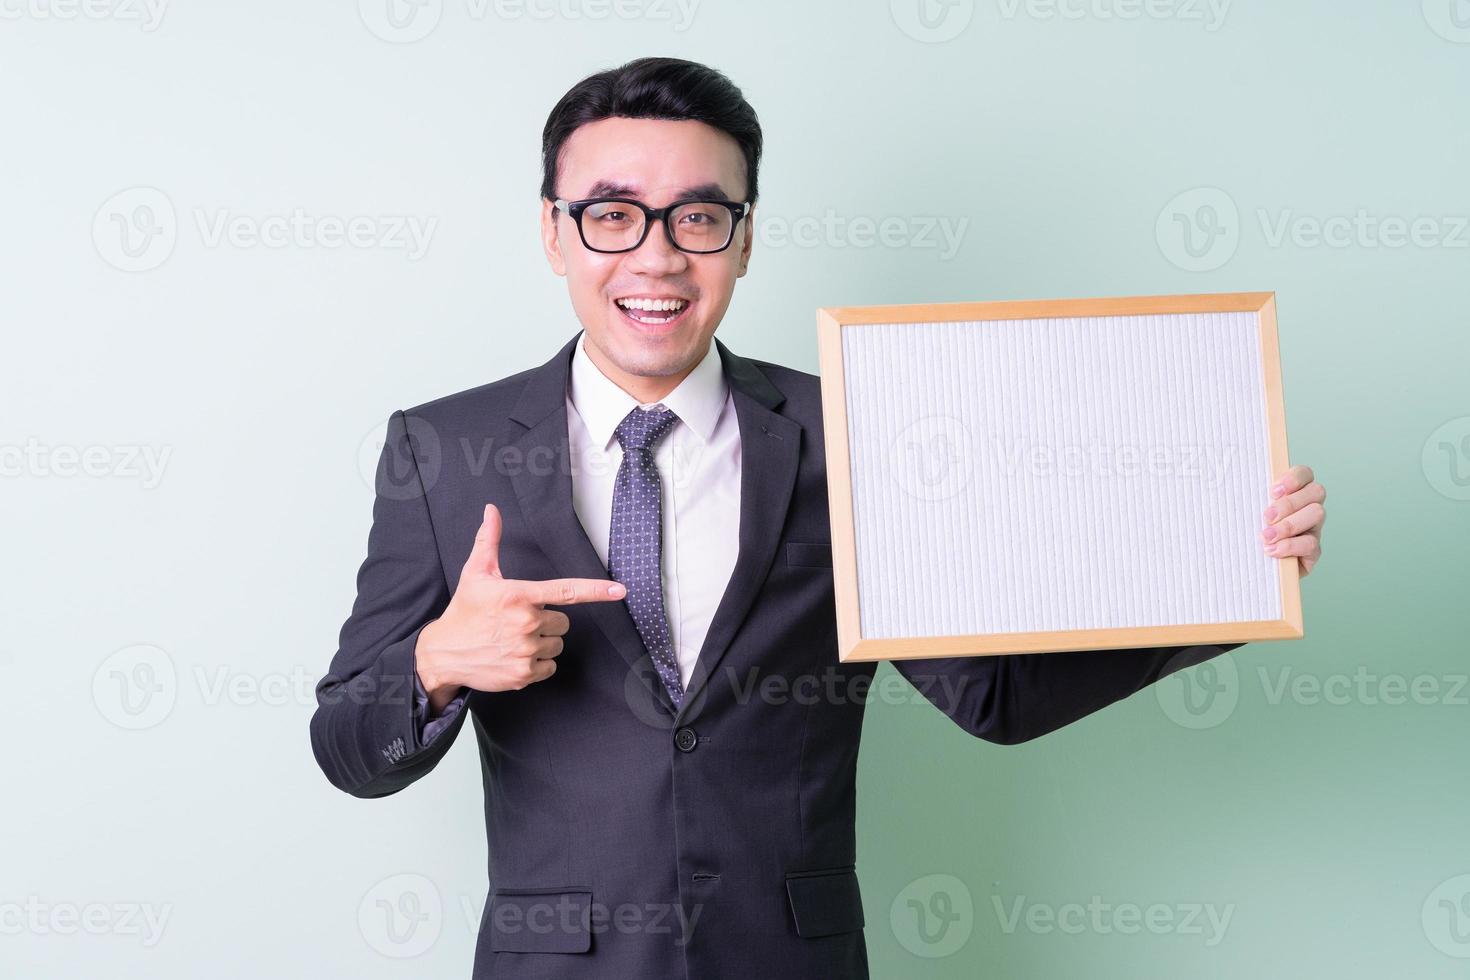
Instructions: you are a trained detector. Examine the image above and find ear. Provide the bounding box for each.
[735,205,754,278]
[541,197,567,277]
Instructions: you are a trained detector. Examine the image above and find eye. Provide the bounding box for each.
[585,202,639,226]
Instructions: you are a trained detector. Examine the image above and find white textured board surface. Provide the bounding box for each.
[841,312,1281,640]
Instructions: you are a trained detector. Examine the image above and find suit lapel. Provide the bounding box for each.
[504,332,802,727]
[506,333,679,717]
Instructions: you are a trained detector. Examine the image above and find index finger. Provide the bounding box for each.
[1270,464,1314,499]
[521,578,627,606]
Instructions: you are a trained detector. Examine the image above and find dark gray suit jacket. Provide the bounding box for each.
[310,331,1238,979]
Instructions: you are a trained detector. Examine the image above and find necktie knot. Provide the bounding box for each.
[614,406,679,453]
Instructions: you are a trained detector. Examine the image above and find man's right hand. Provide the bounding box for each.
[414,503,626,712]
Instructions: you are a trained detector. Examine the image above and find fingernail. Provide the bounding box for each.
[1264,506,1278,521]
[609,584,626,597]
[1267,543,1281,556]
[1263,527,1277,541]
[1271,484,1285,498]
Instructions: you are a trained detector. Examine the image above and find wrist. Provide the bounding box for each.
[414,619,457,696]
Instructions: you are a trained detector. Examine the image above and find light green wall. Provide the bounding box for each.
[3,1,1465,975]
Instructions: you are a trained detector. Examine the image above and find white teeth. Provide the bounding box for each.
[616,297,688,312]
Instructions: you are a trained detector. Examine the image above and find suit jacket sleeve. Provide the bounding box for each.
[413,673,468,744]
[309,409,470,798]
[891,642,1244,745]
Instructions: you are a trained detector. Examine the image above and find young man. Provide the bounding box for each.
[310,57,1326,979]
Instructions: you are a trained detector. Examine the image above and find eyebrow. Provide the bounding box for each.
[581,180,735,201]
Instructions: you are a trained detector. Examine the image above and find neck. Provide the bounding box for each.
[583,337,698,405]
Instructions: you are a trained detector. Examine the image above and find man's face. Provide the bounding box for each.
[541,116,753,387]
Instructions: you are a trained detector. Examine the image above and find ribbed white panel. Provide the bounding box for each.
[841,313,1280,639]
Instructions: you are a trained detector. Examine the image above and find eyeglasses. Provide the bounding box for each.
[553,196,751,254]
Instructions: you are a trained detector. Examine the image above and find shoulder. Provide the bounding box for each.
[752,357,820,392]
[729,350,822,411]
[749,357,824,432]
[734,353,831,481]
[399,363,541,427]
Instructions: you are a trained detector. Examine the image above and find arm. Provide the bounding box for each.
[892,642,1243,745]
[413,672,468,746]
[309,410,469,798]
[895,463,1327,744]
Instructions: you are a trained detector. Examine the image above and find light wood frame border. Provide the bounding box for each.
[817,291,1304,663]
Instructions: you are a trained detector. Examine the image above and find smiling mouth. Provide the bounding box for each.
[614,296,692,328]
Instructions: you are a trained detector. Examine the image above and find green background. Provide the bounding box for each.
[3,0,1467,976]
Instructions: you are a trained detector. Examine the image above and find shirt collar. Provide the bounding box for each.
[568,332,728,451]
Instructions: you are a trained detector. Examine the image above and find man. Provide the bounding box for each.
[310,57,1327,979]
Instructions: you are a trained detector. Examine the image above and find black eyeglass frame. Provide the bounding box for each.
[552,196,752,254]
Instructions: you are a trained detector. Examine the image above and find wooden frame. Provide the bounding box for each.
[817,291,1303,663]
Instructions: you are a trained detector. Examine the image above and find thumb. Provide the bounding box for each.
[464,503,503,578]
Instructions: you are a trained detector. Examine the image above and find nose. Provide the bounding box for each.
[625,216,689,276]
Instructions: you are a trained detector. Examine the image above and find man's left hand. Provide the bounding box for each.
[1262,464,1326,577]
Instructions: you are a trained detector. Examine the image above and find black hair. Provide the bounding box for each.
[540,57,763,208]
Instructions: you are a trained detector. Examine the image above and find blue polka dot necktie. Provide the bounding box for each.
[608,405,684,708]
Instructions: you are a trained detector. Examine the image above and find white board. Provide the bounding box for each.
[818,293,1302,662]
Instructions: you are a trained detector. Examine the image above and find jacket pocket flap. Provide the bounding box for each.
[785,867,865,938]
[488,888,593,953]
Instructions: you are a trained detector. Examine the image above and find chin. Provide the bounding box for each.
[603,325,706,378]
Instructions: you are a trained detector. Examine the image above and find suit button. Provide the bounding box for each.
[674,727,698,753]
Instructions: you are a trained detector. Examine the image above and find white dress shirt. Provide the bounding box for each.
[566,333,742,689]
